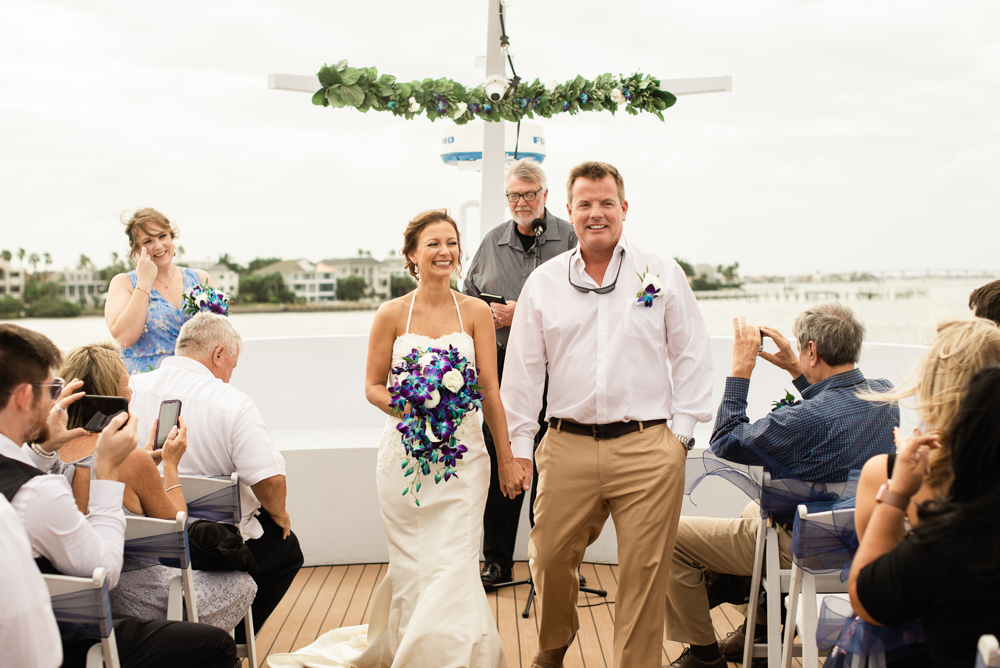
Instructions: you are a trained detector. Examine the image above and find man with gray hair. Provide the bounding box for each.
[129,312,303,645]
[463,158,577,587]
[663,303,898,668]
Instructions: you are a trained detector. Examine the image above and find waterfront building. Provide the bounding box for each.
[0,258,26,298]
[318,254,409,301]
[45,269,108,305]
[185,259,240,296]
[253,259,337,303]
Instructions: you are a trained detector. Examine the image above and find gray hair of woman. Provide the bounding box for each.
[175,313,244,358]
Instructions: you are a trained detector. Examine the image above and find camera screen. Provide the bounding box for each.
[156,401,182,448]
[78,395,128,433]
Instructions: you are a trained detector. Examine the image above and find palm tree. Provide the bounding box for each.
[1,250,11,263]
[28,253,40,273]
[17,248,25,268]
[78,254,93,270]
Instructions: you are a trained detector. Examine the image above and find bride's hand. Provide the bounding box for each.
[498,457,526,498]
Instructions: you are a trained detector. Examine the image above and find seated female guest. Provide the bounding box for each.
[58,342,256,632]
[849,365,1000,668]
[105,208,214,374]
[855,317,1000,538]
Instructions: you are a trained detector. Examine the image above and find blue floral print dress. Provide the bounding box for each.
[122,267,201,374]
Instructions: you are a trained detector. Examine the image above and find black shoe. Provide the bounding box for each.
[578,571,587,587]
[719,623,768,665]
[480,562,512,587]
[667,648,727,668]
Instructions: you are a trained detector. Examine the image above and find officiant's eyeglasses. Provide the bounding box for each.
[506,188,543,202]
[567,250,625,295]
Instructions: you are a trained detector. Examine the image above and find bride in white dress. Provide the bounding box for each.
[268,210,528,668]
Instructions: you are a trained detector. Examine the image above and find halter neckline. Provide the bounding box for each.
[405,289,465,335]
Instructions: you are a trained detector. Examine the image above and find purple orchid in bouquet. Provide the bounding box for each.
[388,345,484,505]
[182,283,230,317]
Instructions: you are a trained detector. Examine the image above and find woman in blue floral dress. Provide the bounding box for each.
[105,208,214,374]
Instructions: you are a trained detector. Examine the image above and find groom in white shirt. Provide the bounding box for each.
[502,161,713,668]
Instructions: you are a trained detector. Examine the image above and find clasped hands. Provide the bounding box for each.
[730,316,803,380]
[498,456,532,499]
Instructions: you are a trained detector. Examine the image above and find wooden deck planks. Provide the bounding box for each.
[253,563,765,668]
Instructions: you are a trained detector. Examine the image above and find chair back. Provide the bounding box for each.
[760,470,849,523]
[978,635,1000,668]
[790,504,857,575]
[180,473,241,524]
[44,567,114,639]
[123,511,191,570]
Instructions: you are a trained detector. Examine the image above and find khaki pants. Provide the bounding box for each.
[529,422,687,668]
[663,501,793,645]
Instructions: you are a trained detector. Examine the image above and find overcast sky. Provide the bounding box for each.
[2,0,997,277]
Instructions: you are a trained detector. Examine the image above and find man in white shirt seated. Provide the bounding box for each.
[0,323,237,668]
[129,312,303,643]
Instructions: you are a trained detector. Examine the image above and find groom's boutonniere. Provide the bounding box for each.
[634,267,663,308]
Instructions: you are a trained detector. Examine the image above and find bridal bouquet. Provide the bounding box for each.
[388,346,484,505]
[182,284,230,317]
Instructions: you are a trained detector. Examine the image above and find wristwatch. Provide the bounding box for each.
[875,483,909,512]
[676,435,696,451]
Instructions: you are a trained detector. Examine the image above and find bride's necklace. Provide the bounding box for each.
[154,265,176,291]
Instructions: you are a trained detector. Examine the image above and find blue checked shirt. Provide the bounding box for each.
[710,368,898,482]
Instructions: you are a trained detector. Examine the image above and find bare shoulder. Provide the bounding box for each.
[118,447,159,488]
[859,453,890,486]
[196,268,211,283]
[372,294,412,334]
[456,291,489,318]
[108,272,133,290]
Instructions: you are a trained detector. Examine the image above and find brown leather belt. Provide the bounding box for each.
[548,418,667,440]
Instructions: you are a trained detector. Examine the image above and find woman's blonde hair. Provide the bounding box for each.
[121,208,179,266]
[58,342,128,430]
[863,317,1000,489]
[400,209,463,281]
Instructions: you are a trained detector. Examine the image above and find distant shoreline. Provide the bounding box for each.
[74,302,382,317]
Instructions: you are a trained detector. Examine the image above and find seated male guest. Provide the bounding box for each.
[0,323,237,668]
[970,279,1000,326]
[664,303,899,668]
[129,312,303,642]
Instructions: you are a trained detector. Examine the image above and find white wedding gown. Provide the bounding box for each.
[268,293,507,668]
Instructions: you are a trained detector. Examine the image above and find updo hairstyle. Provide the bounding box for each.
[400,209,463,281]
[121,208,180,266]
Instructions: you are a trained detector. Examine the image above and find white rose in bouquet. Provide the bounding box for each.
[424,389,441,409]
[442,369,465,393]
[417,352,435,367]
[195,294,208,307]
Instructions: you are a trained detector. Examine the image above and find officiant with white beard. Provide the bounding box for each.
[501,161,713,668]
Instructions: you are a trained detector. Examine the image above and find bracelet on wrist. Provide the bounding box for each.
[135,286,151,297]
[164,484,182,493]
[29,442,57,459]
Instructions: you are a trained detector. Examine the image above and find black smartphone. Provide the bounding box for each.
[758,329,770,353]
[78,395,129,433]
[479,293,507,306]
[155,399,182,450]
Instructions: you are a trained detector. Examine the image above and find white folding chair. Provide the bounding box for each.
[780,505,856,668]
[180,472,242,525]
[124,511,198,623]
[977,635,1000,668]
[44,567,121,668]
[179,473,257,668]
[742,472,848,668]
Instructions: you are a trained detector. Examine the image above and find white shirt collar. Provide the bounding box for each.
[159,355,218,380]
[0,433,31,465]
[569,235,630,288]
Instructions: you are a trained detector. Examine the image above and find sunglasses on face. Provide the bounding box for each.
[31,376,65,402]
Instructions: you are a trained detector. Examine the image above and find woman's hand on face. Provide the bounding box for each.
[135,246,157,291]
[888,427,939,498]
[498,456,527,499]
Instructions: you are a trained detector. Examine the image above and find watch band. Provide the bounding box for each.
[676,435,696,451]
[876,483,909,512]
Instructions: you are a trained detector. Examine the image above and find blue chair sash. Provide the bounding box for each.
[50,584,114,639]
[685,444,858,523]
[122,530,191,572]
[186,485,241,524]
[790,495,859,580]
[817,595,925,668]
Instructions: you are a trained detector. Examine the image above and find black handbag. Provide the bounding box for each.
[187,520,257,573]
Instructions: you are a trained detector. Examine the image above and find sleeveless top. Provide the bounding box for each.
[376,291,479,472]
[122,267,201,374]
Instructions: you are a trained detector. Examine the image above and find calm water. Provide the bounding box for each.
[13,277,990,349]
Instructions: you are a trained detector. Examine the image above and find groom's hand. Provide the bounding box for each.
[516,458,532,491]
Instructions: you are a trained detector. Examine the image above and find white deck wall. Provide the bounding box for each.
[230,335,926,566]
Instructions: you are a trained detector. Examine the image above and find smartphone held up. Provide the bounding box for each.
[155,400,182,450]
[77,395,129,433]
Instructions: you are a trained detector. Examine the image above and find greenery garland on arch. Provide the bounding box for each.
[312,60,677,124]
